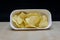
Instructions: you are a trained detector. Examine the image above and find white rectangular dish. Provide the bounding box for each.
[10,9,52,30]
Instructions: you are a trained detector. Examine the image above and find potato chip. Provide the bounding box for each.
[25,25,36,28]
[19,23,25,28]
[12,21,18,27]
[24,20,35,28]
[16,16,23,24]
[39,21,48,28]
[15,22,21,28]
[42,15,48,21]
[12,15,17,23]
[13,21,24,28]
[38,15,48,28]
[27,12,41,17]
[19,12,26,19]
[25,16,40,27]
[12,14,23,24]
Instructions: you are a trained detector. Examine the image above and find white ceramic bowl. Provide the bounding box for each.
[10,9,52,30]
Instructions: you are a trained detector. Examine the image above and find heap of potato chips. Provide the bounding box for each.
[12,11,48,28]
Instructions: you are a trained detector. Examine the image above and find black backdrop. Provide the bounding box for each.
[0,0,60,21]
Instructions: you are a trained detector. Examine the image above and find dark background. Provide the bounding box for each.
[0,0,60,22]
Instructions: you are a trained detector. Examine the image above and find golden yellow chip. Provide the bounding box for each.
[24,20,35,28]
[25,25,36,28]
[39,21,48,28]
[19,23,25,28]
[16,16,23,24]
[38,15,48,28]
[12,15,17,23]
[13,21,24,28]
[26,16,40,25]
[25,16,41,28]
[12,21,18,27]
[19,12,26,19]
[42,15,48,21]
[12,14,23,24]
[27,12,41,17]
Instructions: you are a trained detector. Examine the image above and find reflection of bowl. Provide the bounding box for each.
[10,9,52,30]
